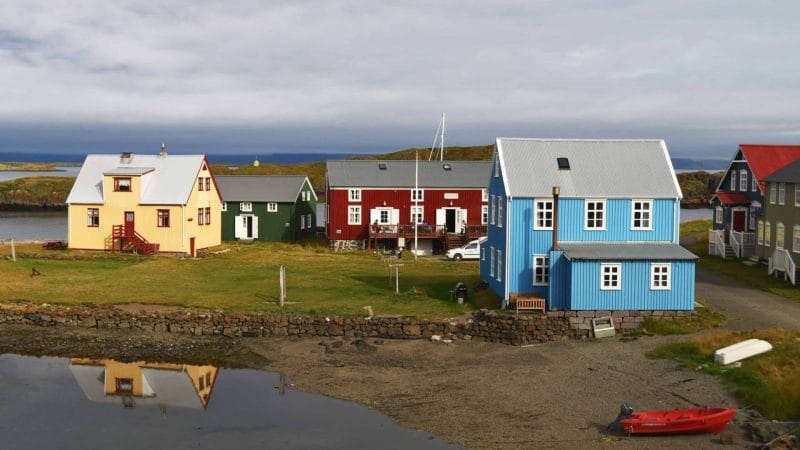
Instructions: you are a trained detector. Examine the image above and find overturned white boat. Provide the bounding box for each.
[714,339,773,365]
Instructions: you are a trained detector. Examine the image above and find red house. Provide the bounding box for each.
[326,160,491,253]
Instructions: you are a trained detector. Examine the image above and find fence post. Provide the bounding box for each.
[10,239,15,262]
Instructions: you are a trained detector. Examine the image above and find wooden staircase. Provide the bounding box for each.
[112,225,159,255]
[445,233,466,250]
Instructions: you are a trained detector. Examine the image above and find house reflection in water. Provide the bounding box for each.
[69,358,219,412]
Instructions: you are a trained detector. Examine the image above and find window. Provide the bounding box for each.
[410,206,424,224]
[114,177,131,192]
[631,200,652,230]
[198,178,204,191]
[481,205,488,224]
[87,208,99,227]
[765,221,771,246]
[378,209,390,225]
[115,378,133,394]
[779,182,786,205]
[490,196,496,225]
[221,202,227,212]
[739,170,747,192]
[650,263,671,290]
[489,246,495,276]
[205,177,211,191]
[600,263,621,290]
[533,255,549,286]
[157,209,170,227]
[749,207,756,231]
[300,215,306,229]
[482,189,488,202]
[348,206,361,225]
[267,202,278,212]
[307,214,312,229]
[715,206,723,224]
[796,185,800,207]
[752,176,758,192]
[197,208,204,225]
[757,220,764,245]
[497,197,503,228]
[411,189,424,201]
[770,184,776,204]
[535,199,554,230]
[494,160,499,177]
[240,202,252,212]
[729,171,736,190]
[205,207,211,225]
[794,226,800,253]
[348,189,361,202]
[776,222,785,249]
[496,250,502,282]
[585,200,606,230]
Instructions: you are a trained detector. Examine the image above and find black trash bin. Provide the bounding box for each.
[454,282,468,304]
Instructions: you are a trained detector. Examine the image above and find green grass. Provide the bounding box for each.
[680,219,713,236]
[635,306,725,336]
[0,241,498,318]
[0,162,59,171]
[0,176,75,206]
[648,328,800,420]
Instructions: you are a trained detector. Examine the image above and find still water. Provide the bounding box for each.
[0,166,80,182]
[0,354,457,450]
[0,210,67,240]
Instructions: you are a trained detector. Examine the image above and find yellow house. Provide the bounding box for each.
[66,151,221,256]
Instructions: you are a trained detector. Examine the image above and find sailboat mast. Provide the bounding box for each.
[440,113,446,161]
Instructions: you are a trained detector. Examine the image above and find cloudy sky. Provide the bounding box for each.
[1,0,799,157]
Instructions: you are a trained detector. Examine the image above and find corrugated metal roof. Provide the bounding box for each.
[740,144,800,188]
[103,167,154,176]
[216,175,310,202]
[66,154,206,205]
[560,243,698,260]
[496,138,682,199]
[326,160,491,188]
[764,158,800,183]
[712,192,752,205]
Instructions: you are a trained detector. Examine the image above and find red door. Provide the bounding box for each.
[732,210,745,232]
[190,237,196,257]
[124,211,135,236]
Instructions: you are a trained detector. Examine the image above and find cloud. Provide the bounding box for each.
[0,0,799,156]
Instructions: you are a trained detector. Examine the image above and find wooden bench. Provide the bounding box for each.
[515,298,545,317]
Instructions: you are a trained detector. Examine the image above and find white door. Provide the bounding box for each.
[435,209,446,226]
[456,209,467,233]
[235,215,245,239]
[391,209,400,225]
[370,209,380,224]
[251,215,259,239]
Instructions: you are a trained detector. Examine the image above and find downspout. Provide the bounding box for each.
[552,186,560,251]
[181,205,186,253]
[674,199,680,244]
[504,195,511,307]
[66,204,71,247]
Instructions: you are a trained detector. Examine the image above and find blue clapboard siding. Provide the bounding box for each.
[568,260,695,310]
[556,198,677,242]
[548,250,570,310]
[481,156,508,299]
[507,197,552,295]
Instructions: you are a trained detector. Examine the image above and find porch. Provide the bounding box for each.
[708,229,755,259]
[368,224,487,251]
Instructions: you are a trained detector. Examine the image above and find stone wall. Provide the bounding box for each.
[0,303,693,345]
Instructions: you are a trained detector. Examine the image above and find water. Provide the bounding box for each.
[0,210,67,240]
[0,166,80,182]
[680,208,712,222]
[0,354,457,450]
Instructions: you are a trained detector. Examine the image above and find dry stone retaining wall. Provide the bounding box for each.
[0,304,693,345]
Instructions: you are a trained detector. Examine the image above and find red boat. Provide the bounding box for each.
[620,406,736,435]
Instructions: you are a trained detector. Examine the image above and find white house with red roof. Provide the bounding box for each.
[709,144,800,259]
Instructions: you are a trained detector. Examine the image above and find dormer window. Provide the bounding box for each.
[114,177,131,192]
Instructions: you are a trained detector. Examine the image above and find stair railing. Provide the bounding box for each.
[709,230,726,258]
[730,231,742,259]
[772,248,796,285]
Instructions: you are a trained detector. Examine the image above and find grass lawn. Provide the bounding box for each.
[680,218,712,236]
[0,241,498,318]
[648,328,800,420]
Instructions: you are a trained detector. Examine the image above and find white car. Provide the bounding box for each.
[447,238,485,261]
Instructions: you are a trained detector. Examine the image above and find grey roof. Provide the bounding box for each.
[215,175,313,203]
[559,243,698,260]
[496,138,682,199]
[326,160,492,188]
[66,154,207,205]
[764,159,800,183]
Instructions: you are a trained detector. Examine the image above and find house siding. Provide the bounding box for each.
[481,155,507,301]
[221,180,316,242]
[568,260,695,310]
[755,180,800,265]
[557,198,677,242]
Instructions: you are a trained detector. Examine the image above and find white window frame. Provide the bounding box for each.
[715,206,723,225]
[347,205,361,225]
[757,220,764,245]
[489,246,495,277]
[482,189,488,202]
[534,199,554,230]
[494,160,499,178]
[497,197,503,228]
[490,195,496,225]
[240,202,252,212]
[765,220,771,246]
[410,206,424,224]
[769,183,776,204]
[776,222,785,250]
[793,225,800,253]
[496,249,502,282]
[481,205,488,225]
[600,263,621,290]
[377,208,391,225]
[729,171,736,190]
[631,199,652,231]
[752,176,758,192]
[585,199,606,230]
[411,189,424,202]
[739,169,748,192]
[650,263,671,290]
[348,189,361,202]
[795,184,800,207]
[267,202,278,212]
[778,182,786,205]
[221,202,227,212]
[300,214,306,229]
[533,254,549,286]
[307,213,312,229]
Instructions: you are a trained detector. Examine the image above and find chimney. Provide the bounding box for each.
[120,152,132,164]
[552,186,560,251]
[159,143,167,157]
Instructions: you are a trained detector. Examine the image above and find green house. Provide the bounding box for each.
[216,175,317,242]
[756,161,800,284]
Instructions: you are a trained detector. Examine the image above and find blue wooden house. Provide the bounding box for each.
[480,138,697,311]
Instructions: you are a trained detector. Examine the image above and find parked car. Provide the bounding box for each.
[447,238,485,261]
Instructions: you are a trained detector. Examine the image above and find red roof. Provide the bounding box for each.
[740,144,800,190]
[714,192,751,205]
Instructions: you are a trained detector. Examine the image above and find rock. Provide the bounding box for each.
[373,339,384,345]
[331,340,344,348]
[430,335,442,342]
[351,339,377,352]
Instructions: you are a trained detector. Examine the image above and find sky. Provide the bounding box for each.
[1,0,799,158]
